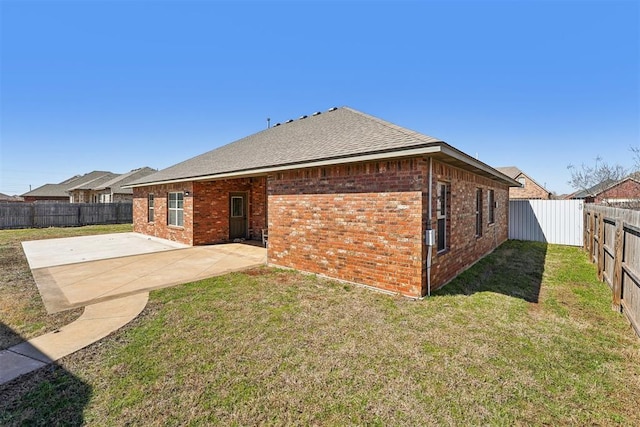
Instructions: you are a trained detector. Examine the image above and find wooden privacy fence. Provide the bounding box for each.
[584,205,640,336]
[509,200,583,246]
[0,202,133,229]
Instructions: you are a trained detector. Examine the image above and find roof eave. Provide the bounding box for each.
[125,143,518,188]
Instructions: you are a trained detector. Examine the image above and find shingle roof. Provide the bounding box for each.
[94,167,156,194]
[129,106,518,187]
[495,166,521,180]
[21,183,70,198]
[22,170,114,197]
[68,173,119,191]
[129,107,445,186]
[571,179,616,199]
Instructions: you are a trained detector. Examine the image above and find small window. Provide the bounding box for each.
[231,196,244,218]
[476,188,483,237]
[168,192,184,227]
[437,182,449,252]
[148,194,155,222]
[488,190,495,224]
[518,177,526,187]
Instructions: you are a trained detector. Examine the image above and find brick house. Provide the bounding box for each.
[92,167,156,203]
[127,107,519,297]
[496,167,550,199]
[571,176,640,205]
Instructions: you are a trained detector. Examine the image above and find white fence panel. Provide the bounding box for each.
[509,200,583,246]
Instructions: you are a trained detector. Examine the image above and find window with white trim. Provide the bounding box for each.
[437,182,449,252]
[168,192,184,227]
[476,188,483,237]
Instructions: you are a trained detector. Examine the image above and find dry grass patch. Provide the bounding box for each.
[2,240,640,425]
[0,224,132,349]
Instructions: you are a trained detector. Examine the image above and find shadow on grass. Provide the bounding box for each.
[433,240,548,303]
[0,322,91,427]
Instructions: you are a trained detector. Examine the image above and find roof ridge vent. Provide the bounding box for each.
[285,119,294,123]
[312,111,321,116]
[328,107,338,112]
[298,115,308,120]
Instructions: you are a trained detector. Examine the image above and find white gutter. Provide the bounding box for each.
[426,156,434,297]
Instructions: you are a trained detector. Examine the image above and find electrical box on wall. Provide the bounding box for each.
[425,229,436,246]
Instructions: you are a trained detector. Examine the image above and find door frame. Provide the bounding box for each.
[229,192,248,239]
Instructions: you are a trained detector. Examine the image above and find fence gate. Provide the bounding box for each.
[509,200,584,246]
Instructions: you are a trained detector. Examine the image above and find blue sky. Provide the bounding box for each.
[1,0,638,196]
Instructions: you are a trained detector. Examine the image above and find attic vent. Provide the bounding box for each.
[312,111,321,116]
[274,123,281,127]
[299,115,308,120]
[286,119,294,123]
[328,107,338,112]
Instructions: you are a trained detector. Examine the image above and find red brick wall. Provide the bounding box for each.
[508,173,549,199]
[594,179,640,203]
[427,160,509,292]
[133,183,194,245]
[268,159,426,297]
[132,177,267,246]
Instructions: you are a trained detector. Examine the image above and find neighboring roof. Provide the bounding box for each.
[0,192,23,202]
[22,170,114,198]
[495,166,550,192]
[68,173,119,191]
[495,166,521,180]
[94,167,156,194]
[129,107,519,187]
[571,179,617,199]
[21,183,72,198]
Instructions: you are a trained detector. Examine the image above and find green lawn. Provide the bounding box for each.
[1,236,639,425]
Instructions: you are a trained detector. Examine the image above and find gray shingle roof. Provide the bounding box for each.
[495,166,521,180]
[129,107,444,186]
[21,183,70,198]
[94,167,156,194]
[22,170,114,197]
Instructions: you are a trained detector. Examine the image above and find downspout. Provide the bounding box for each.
[426,156,434,297]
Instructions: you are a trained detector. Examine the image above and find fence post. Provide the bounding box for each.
[583,209,589,252]
[612,220,623,312]
[597,213,605,281]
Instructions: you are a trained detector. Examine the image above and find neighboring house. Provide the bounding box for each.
[22,170,152,203]
[496,167,551,199]
[92,167,156,203]
[22,171,113,203]
[571,176,640,205]
[67,173,119,203]
[127,107,519,298]
[0,192,24,202]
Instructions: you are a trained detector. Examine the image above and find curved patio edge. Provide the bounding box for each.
[0,292,149,385]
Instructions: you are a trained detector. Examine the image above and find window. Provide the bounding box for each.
[475,188,483,237]
[148,194,155,222]
[168,192,184,227]
[231,196,244,217]
[488,189,495,224]
[437,182,449,252]
[518,177,526,187]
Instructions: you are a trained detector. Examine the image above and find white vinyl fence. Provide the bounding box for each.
[509,200,584,246]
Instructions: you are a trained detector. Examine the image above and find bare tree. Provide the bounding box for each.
[567,156,627,197]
